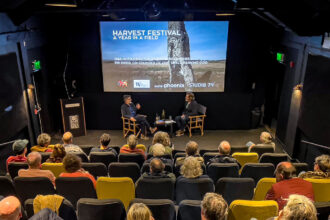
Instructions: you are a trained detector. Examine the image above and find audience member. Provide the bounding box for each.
[90,133,117,155]
[265,162,314,210]
[120,135,146,159]
[247,131,275,152]
[31,133,54,152]
[0,196,22,220]
[145,143,172,164]
[207,141,240,168]
[201,193,228,220]
[149,131,173,155]
[28,208,62,220]
[175,141,204,167]
[299,154,330,179]
[18,152,55,186]
[6,139,28,172]
[127,203,154,220]
[179,156,207,179]
[46,144,66,163]
[62,132,84,154]
[60,154,96,188]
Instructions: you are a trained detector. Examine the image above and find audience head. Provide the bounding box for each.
[201,193,228,220]
[27,152,42,169]
[185,92,195,102]
[185,141,199,156]
[62,132,74,144]
[279,194,317,220]
[51,144,66,159]
[260,132,272,144]
[180,156,203,178]
[100,133,111,147]
[0,196,22,220]
[152,131,171,147]
[127,203,154,220]
[151,143,165,157]
[37,133,51,147]
[150,158,165,174]
[314,154,330,173]
[12,139,28,156]
[63,154,82,173]
[275,162,296,182]
[127,135,138,150]
[123,95,132,105]
[218,141,231,155]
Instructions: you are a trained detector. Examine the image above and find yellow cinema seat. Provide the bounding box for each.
[41,163,65,178]
[96,177,135,209]
[228,200,278,220]
[253,178,276,200]
[121,144,146,152]
[232,153,259,172]
[305,178,330,202]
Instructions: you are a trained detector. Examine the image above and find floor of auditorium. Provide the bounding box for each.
[52,127,284,153]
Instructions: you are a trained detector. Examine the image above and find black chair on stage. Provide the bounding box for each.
[82,162,108,179]
[130,198,176,220]
[79,145,95,155]
[292,163,309,175]
[249,144,275,156]
[77,198,126,220]
[72,152,89,162]
[8,162,28,179]
[207,163,239,183]
[215,177,254,205]
[240,163,275,185]
[230,146,249,154]
[141,163,173,174]
[135,178,175,200]
[40,152,52,163]
[89,152,117,167]
[108,162,141,183]
[177,200,202,220]
[118,153,145,168]
[259,153,290,167]
[0,176,16,197]
[203,152,220,164]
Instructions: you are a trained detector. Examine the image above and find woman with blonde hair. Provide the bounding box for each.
[247,131,275,152]
[31,133,54,152]
[127,203,154,220]
[46,144,66,163]
[179,156,206,179]
[149,131,173,155]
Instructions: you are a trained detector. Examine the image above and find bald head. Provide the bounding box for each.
[150,158,165,174]
[276,162,296,182]
[0,196,21,220]
[27,152,41,169]
[219,141,231,155]
[62,132,73,144]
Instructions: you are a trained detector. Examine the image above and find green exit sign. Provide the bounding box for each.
[32,60,41,72]
[276,52,284,63]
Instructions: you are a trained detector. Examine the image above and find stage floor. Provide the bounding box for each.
[52,128,284,153]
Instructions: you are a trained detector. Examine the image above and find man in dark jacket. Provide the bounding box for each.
[121,95,157,140]
[175,92,199,136]
[207,141,241,168]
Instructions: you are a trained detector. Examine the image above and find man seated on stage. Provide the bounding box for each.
[207,141,240,168]
[121,95,157,140]
[6,139,28,172]
[62,132,85,154]
[175,92,199,137]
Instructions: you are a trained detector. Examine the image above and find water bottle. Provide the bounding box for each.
[161,109,166,120]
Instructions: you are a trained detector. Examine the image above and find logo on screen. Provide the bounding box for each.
[117,80,128,88]
[134,80,150,89]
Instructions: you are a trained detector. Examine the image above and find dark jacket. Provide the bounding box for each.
[90,147,118,156]
[182,100,199,116]
[145,157,173,165]
[136,171,176,186]
[121,103,138,118]
[207,155,241,168]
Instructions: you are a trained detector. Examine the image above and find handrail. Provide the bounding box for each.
[301,140,330,150]
[0,140,16,147]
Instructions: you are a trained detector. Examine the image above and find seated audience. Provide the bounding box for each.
[127,203,154,220]
[201,193,228,220]
[178,156,208,179]
[175,141,204,167]
[90,133,117,155]
[0,196,22,220]
[6,139,28,172]
[247,131,275,152]
[31,133,54,152]
[207,141,240,168]
[148,131,173,155]
[18,152,55,186]
[145,143,173,164]
[137,158,175,185]
[29,208,62,220]
[299,154,330,179]
[265,162,314,210]
[62,132,84,154]
[46,144,66,163]
[60,154,96,188]
[120,135,146,159]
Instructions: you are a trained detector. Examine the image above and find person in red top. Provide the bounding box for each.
[60,153,96,188]
[6,139,28,172]
[265,162,314,210]
[120,134,146,159]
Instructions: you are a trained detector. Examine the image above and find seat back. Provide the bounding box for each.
[79,145,95,155]
[0,176,16,197]
[41,163,65,178]
[82,162,108,179]
[40,152,52,163]
[203,152,219,164]
[305,178,330,202]
[96,177,135,210]
[199,149,218,157]
[135,178,175,200]
[129,198,176,220]
[141,163,173,173]
[77,198,126,220]
[228,200,278,220]
[108,162,141,183]
[232,153,259,168]
[174,153,186,164]
[8,162,28,179]
[249,144,275,156]
[72,152,89,162]
[177,200,201,220]
[146,154,172,160]
[198,104,207,115]
[89,152,117,167]
[240,163,275,185]
[175,177,214,204]
[215,177,255,205]
[230,146,249,154]
[207,163,239,183]
[118,153,145,168]
[292,162,309,175]
[172,150,185,158]
[14,177,56,203]
[55,177,97,209]
[253,178,276,200]
[110,146,121,155]
[259,153,289,167]
[314,201,330,220]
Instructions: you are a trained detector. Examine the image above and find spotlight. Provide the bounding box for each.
[293,84,303,91]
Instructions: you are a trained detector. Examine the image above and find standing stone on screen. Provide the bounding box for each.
[167,21,194,91]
